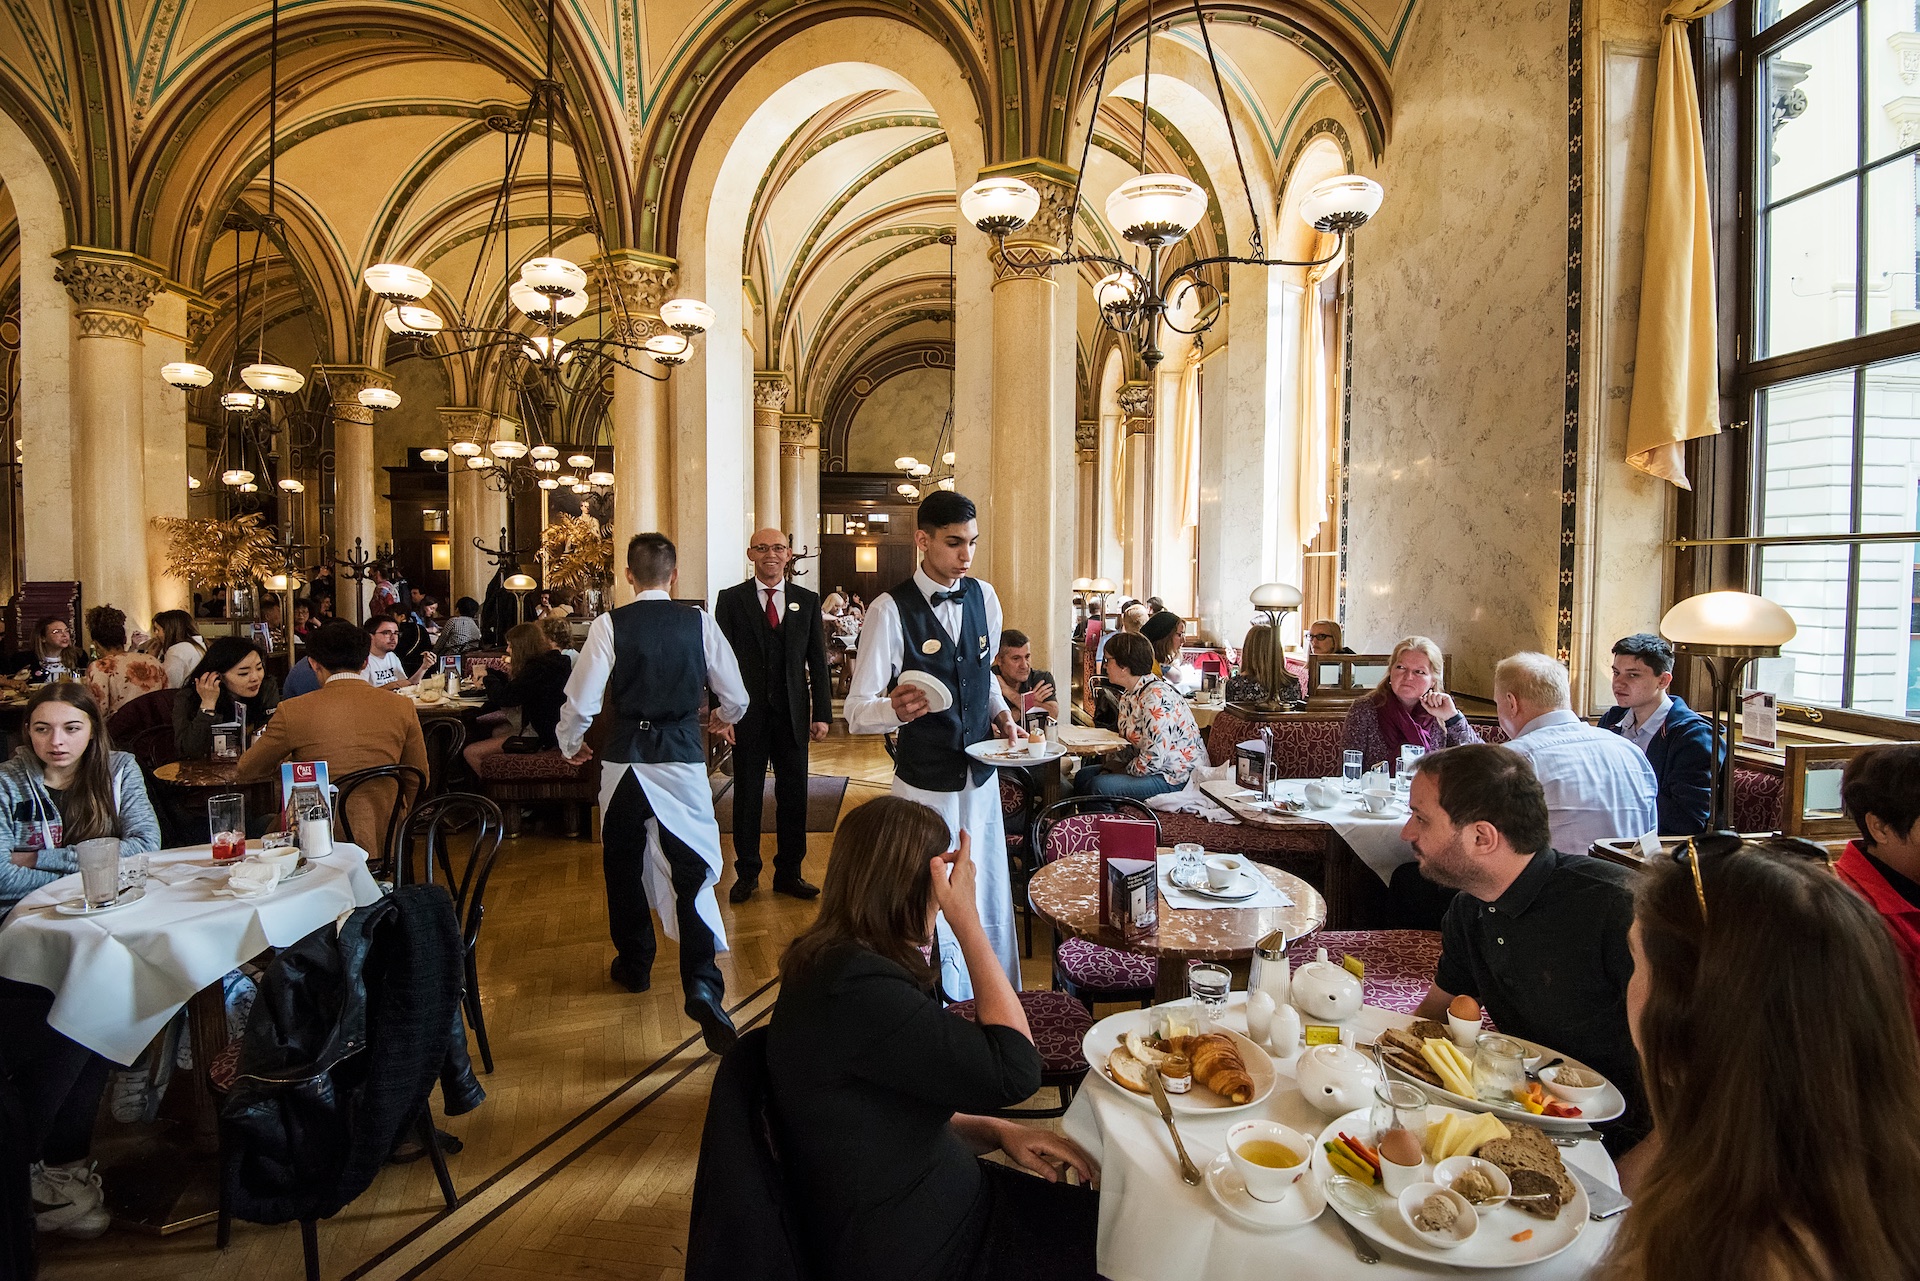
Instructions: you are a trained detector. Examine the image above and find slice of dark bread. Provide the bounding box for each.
[1408,1019,1451,1043]
[1476,1125,1575,1220]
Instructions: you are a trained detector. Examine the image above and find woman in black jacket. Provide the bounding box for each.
[461,622,572,771]
[174,637,280,759]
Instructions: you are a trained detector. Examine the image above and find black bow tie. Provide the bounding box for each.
[930,587,964,606]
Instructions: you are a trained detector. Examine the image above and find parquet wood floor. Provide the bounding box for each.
[36,728,1065,1281]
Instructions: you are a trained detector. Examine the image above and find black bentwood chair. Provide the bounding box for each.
[332,763,427,878]
[395,794,507,1072]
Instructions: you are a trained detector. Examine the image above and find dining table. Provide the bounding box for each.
[1199,777,1421,927]
[1028,849,1326,1001]
[0,840,382,1230]
[1062,993,1623,1280]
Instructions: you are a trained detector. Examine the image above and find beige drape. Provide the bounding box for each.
[1624,0,1731,488]
[1298,231,1343,544]
[1175,352,1202,531]
[1110,418,1130,549]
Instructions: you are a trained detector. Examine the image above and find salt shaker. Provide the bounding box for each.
[1269,998,1303,1059]
[1246,989,1275,1048]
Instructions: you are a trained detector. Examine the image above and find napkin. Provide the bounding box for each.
[216,857,286,898]
[152,862,229,886]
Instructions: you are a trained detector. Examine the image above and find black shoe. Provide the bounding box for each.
[772,876,820,900]
[728,878,757,904]
[684,981,737,1055]
[609,957,652,993]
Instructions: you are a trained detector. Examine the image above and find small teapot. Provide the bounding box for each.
[1291,947,1364,1022]
[1294,1043,1382,1116]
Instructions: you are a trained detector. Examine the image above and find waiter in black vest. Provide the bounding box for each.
[559,533,749,1054]
[844,490,1021,999]
[714,527,832,902]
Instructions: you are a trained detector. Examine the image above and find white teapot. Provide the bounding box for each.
[1291,947,1364,1022]
[1294,1043,1382,1116]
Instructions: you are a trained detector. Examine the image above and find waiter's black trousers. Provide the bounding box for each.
[730,716,809,884]
[603,772,724,993]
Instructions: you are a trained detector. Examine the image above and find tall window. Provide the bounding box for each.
[1743,0,1920,717]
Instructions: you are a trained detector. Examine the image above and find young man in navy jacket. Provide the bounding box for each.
[1597,633,1716,836]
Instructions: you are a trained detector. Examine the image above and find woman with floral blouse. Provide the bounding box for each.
[1073,631,1205,799]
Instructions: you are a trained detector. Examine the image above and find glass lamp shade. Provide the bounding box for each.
[362,263,433,302]
[524,336,570,363]
[449,440,483,458]
[1105,174,1209,246]
[1094,271,1141,313]
[587,471,614,487]
[896,482,921,499]
[910,463,932,477]
[236,482,259,493]
[187,476,201,489]
[466,456,494,470]
[533,458,560,473]
[263,574,293,593]
[1071,577,1094,592]
[571,483,592,494]
[383,305,444,338]
[1250,582,1303,611]
[529,444,560,460]
[510,280,588,322]
[161,361,214,390]
[420,447,450,463]
[357,386,401,412]
[221,391,262,413]
[660,298,716,334]
[567,454,595,469]
[277,478,305,493]
[503,573,538,592]
[1089,577,1117,594]
[645,332,690,366]
[520,257,587,298]
[894,456,920,471]
[489,439,530,460]
[936,476,956,491]
[1660,591,1797,651]
[241,363,305,396]
[959,176,1041,235]
[556,473,578,487]
[220,469,255,486]
[1299,174,1385,234]
[537,478,559,490]
[942,451,956,466]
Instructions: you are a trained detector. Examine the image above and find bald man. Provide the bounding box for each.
[713,529,833,902]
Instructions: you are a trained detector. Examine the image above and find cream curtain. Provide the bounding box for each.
[1624,0,1731,488]
[1298,231,1343,545]
[1109,417,1130,550]
[1175,352,1202,531]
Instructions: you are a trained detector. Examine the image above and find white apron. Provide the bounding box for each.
[597,760,730,952]
[893,773,1020,1000]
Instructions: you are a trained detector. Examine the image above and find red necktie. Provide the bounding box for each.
[765,587,780,628]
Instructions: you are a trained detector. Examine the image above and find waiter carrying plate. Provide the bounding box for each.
[845,490,1021,998]
[559,532,749,1053]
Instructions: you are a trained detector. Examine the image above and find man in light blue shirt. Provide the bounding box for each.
[1494,652,1656,857]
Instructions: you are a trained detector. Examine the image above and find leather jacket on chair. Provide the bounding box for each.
[219,883,485,1225]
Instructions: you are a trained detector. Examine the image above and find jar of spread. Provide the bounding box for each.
[1161,1054,1193,1094]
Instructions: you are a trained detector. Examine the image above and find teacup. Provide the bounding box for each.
[1359,788,1393,815]
[1205,855,1244,890]
[1226,1120,1313,1203]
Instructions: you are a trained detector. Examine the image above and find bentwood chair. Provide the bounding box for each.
[333,763,427,878]
[1030,796,1160,1010]
[395,794,507,1072]
[418,716,469,798]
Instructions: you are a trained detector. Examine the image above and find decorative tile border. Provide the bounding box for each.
[1559,0,1585,668]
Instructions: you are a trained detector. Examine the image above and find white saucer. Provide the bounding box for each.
[1170,867,1260,901]
[895,670,952,713]
[54,885,146,916]
[1205,1151,1326,1230]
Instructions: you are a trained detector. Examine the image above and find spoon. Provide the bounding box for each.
[1525,1056,1564,1082]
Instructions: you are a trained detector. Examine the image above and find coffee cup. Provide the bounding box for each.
[1205,855,1244,890]
[1226,1120,1313,1203]
[1359,788,1392,815]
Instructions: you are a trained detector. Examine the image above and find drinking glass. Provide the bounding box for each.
[1369,1080,1430,1146]
[1172,842,1205,887]
[1342,750,1364,791]
[75,837,121,908]
[119,852,149,893]
[209,793,247,862]
[1187,963,1231,1028]
[1471,1033,1527,1105]
[1397,744,1426,795]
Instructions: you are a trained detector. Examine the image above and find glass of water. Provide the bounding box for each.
[120,852,149,893]
[1397,744,1426,794]
[1187,963,1231,1029]
[1342,749,1363,792]
[1172,842,1205,887]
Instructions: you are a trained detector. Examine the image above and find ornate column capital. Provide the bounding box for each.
[779,413,818,454]
[591,249,677,344]
[1118,381,1154,432]
[55,247,166,339]
[1076,419,1099,459]
[439,405,492,451]
[981,159,1076,282]
[314,365,393,428]
[753,371,792,414]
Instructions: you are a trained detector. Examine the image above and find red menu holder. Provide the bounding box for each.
[1097,817,1158,925]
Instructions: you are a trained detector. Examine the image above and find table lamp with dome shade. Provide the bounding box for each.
[1658,590,1797,831]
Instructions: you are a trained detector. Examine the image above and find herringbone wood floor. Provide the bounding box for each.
[36,729,1062,1280]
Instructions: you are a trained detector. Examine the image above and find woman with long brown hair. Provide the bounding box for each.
[145,609,207,688]
[768,796,1097,1281]
[1601,836,1920,1280]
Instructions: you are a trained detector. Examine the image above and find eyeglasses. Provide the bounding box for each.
[1673,831,1835,921]
[749,543,790,555]
[1308,632,1336,642]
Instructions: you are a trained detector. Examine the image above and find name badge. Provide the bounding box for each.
[788,601,799,612]
[921,638,942,655]
[978,636,989,658]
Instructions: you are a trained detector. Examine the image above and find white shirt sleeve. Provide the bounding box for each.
[979,580,1010,721]
[844,592,905,735]
[702,612,750,725]
[558,614,616,758]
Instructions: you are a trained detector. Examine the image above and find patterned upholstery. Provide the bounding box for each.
[472,749,597,782]
[1473,719,1509,745]
[948,991,1092,1075]
[1000,774,1026,817]
[1732,765,1783,834]
[1156,811,1327,858]
[1286,929,1443,1015]
[1202,713,1346,779]
[1055,936,1157,991]
[1039,811,1109,864]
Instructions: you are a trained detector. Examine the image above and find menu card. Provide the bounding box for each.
[1097,817,1157,924]
[1105,858,1158,940]
[279,760,331,831]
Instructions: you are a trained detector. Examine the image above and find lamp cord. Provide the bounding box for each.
[1186,0,1262,258]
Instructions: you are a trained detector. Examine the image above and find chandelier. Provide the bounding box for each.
[358,0,712,469]
[956,0,1384,369]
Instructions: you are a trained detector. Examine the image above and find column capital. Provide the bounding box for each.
[55,247,167,318]
[778,413,818,451]
[1076,419,1099,457]
[314,365,393,427]
[753,371,792,412]
[438,405,493,449]
[981,158,1074,282]
[1118,381,1154,429]
[591,249,677,344]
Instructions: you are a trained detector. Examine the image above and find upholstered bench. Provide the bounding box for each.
[948,990,1093,1117]
[472,749,599,837]
[1287,929,1444,1015]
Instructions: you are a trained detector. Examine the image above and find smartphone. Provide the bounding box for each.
[1572,1164,1631,1220]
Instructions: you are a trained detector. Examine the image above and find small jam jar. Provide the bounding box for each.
[1161,1054,1193,1094]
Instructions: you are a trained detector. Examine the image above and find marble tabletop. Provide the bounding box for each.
[1028,849,1326,963]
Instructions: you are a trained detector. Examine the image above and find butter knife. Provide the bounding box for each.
[1144,1067,1204,1186]
[1336,1214,1380,1264]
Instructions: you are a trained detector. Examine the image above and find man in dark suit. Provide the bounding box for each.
[714,527,832,902]
[1597,632,1716,836]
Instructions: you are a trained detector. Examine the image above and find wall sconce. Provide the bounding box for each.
[854,545,878,574]
[431,541,451,571]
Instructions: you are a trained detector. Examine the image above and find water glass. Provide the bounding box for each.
[1342,750,1363,792]
[119,852,149,893]
[1397,744,1426,795]
[1172,842,1205,886]
[75,837,121,909]
[1471,1033,1527,1105]
[1187,963,1231,1028]
[1369,1080,1430,1147]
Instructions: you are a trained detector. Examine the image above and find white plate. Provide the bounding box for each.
[1382,1035,1626,1128]
[54,885,147,916]
[1167,867,1260,901]
[1082,1008,1276,1115]
[1205,1150,1325,1231]
[894,669,952,713]
[965,740,1067,767]
[1312,1106,1589,1269]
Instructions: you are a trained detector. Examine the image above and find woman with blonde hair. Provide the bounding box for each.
[1226,622,1302,708]
[1340,635,1480,770]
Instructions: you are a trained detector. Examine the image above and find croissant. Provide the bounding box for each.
[1171,1033,1254,1103]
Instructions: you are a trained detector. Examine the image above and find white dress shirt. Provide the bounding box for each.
[1617,692,1672,752]
[752,576,786,624]
[1505,709,1659,855]
[844,568,1010,734]
[557,590,749,756]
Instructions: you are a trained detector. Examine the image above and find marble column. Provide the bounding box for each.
[441,408,506,609]
[1075,420,1098,579]
[54,248,163,623]
[985,161,1076,678]
[593,251,675,602]
[752,372,789,538]
[779,414,820,590]
[1118,381,1154,600]
[317,366,392,613]
[141,290,197,613]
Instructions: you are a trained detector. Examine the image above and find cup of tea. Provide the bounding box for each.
[1225,1120,1313,1202]
[1359,787,1393,815]
[75,837,122,909]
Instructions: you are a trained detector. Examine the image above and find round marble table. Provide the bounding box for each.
[1028,849,1326,1001]
[154,758,245,788]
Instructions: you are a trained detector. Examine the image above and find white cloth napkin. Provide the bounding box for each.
[1145,763,1240,822]
[1157,853,1293,911]
[215,857,284,898]
[1265,780,1419,885]
[151,862,229,886]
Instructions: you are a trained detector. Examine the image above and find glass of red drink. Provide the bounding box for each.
[209,793,246,862]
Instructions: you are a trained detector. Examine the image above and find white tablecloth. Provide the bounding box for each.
[1268,780,1420,884]
[0,843,382,1065]
[1063,996,1620,1280]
